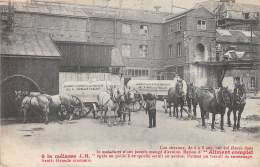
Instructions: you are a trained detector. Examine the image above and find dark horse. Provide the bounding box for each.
[196,87,232,130]
[227,84,246,130]
[187,83,198,118]
[168,80,185,118]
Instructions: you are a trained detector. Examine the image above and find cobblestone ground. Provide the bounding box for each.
[1,99,260,167]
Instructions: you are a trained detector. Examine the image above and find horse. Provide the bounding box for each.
[227,84,246,130]
[167,79,187,118]
[17,92,50,124]
[125,88,145,112]
[186,83,198,118]
[45,94,84,121]
[195,87,232,130]
[97,88,119,125]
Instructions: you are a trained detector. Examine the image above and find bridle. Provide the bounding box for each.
[234,86,244,104]
[176,81,184,98]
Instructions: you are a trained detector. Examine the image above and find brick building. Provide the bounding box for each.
[196,0,260,92]
[1,0,259,95]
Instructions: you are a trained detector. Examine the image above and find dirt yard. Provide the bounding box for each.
[1,99,260,167]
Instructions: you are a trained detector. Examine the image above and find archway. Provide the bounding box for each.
[1,74,41,120]
[195,43,205,61]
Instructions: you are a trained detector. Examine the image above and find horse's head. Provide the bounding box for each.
[233,84,246,105]
[14,90,29,104]
[126,90,136,103]
[187,83,196,99]
[176,80,184,97]
[218,87,232,107]
[107,87,117,102]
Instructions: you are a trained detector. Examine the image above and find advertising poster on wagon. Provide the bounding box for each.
[1,0,260,167]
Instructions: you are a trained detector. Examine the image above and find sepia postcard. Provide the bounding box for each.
[1,0,260,167]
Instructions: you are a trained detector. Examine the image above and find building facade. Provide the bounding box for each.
[1,0,259,94]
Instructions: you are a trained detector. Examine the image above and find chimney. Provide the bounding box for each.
[154,5,161,13]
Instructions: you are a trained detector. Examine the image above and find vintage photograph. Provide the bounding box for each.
[1,0,260,166]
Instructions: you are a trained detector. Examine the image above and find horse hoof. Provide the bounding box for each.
[221,129,225,132]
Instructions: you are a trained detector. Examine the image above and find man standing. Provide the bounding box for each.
[145,93,156,128]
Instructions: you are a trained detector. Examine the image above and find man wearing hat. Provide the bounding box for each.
[145,93,157,128]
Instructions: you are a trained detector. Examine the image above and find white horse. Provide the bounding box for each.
[97,88,119,126]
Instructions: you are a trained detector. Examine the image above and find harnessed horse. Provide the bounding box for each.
[97,87,119,125]
[227,84,246,130]
[15,91,50,124]
[168,80,186,118]
[196,87,232,130]
[187,83,198,118]
[45,94,84,121]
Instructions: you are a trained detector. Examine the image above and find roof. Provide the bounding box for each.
[195,0,260,14]
[165,8,194,21]
[14,2,174,23]
[0,30,60,58]
[216,29,260,43]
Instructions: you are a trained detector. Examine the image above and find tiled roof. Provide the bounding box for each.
[14,2,174,23]
[0,30,60,58]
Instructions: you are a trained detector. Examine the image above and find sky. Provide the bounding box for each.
[6,0,260,13]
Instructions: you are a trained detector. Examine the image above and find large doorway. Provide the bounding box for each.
[1,75,41,119]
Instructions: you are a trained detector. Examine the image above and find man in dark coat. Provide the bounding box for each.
[145,93,156,128]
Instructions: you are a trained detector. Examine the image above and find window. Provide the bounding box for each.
[197,20,206,30]
[140,25,148,35]
[122,44,131,57]
[168,44,173,57]
[112,67,120,74]
[243,12,249,19]
[122,23,131,34]
[177,21,182,31]
[139,45,148,57]
[123,68,149,77]
[177,42,182,57]
[169,23,174,33]
[177,66,184,79]
[251,77,256,88]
